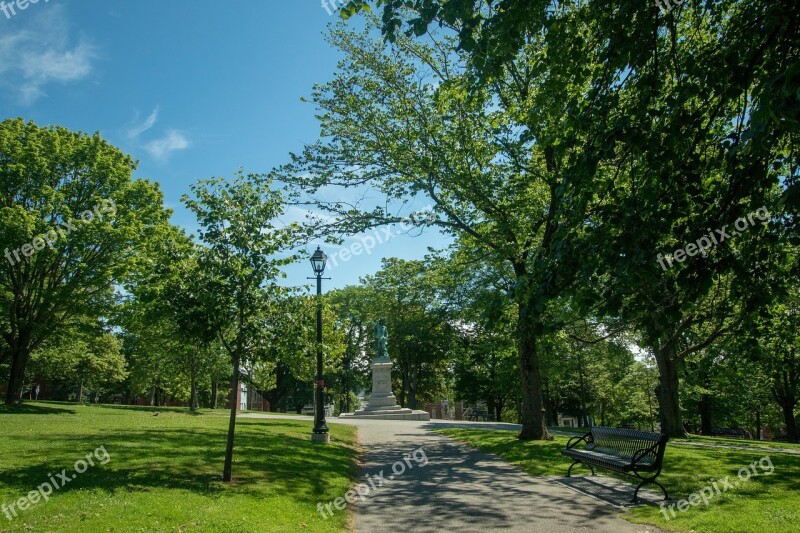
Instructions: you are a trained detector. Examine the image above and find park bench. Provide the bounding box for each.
[560,427,669,503]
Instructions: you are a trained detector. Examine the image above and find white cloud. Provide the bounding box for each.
[127,107,159,139]
[0,6,95,104]
[144,130,190,160]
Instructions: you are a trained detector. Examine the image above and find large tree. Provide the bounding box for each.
[124,225,223,411]
[272,20,606,439]
[575,0,797,435]
[0,118,171,404]
[346,0,800,438]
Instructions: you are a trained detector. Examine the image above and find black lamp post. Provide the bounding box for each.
[309,247,330,442]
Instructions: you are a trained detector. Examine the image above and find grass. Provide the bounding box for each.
[0,402,359,532]
[549,426,800,451]
[438,427,800,533]
[673,434,800,450]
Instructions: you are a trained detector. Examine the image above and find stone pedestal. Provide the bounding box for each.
[339,359,430,421]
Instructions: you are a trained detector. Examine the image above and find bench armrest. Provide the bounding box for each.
[631,444,664,467]
[631,434,668,465]
[566,432,593,449]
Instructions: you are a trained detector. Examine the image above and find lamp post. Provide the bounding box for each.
[309,247,330,443]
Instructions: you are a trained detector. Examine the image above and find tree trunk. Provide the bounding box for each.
[654,346,686,437]
[577,349,589,427]
[699,393,713,435]
[223,350,241,482]
[755,409,762,441]
[517,302,550,440]
[211,380,218,409]
[545,393,557,427]
[190,378,198,411]
[408,371,417,410]
[77,379,84,403]
[399,367,408,408]
[4,347,30,405]
[778,397,799,443]
[246,370,253,412]
[495,399,504,422]
[189,358,198,410]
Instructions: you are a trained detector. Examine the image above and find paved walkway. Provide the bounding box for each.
[347,420,660,533]
[242,414,661,532]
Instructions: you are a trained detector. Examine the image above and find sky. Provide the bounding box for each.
[0,0,452,290]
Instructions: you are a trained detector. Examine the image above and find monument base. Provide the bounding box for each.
[337,357,431,421]
[338,409,430,421]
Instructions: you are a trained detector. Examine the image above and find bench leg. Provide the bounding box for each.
[632,478,669,503]
[566,460,595,477]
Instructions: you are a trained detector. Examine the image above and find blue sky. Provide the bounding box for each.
[0,0,451,290]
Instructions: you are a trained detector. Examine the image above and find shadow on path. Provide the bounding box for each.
[351,421,661,533]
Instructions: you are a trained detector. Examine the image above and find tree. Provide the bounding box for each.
[182,171,298,482]
[340,0,547,79]
[116,302,192,406]
[569,0,797,435]
[752,289,800,441]
[272,19,613,439]
[29,321,127,402]
[328,286,375,414]
[438,248,519,422]
[124,225,222,411]
[0,118,171,404]
[346,0,800,439]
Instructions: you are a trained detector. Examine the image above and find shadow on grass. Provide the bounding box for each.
[90,403,212,416]
[23,400,212,416]
[0,402,77,415]
[656,445,800,496]
[438,426,800,498]
[0,416,358,508]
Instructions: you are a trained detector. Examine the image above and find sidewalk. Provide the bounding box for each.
[241,414,663,531]
[346,419,661,533]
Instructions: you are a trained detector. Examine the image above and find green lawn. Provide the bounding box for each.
[550,426,800,451]
[439,427,800,533]
[0,402,359,532]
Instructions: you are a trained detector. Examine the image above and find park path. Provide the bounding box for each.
[241,414,663,531]
[340,419,660,533]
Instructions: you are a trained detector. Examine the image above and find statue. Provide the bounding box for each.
[374,317,389,361]
[336,315,429,420]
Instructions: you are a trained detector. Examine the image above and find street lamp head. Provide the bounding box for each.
[310,246,327,276]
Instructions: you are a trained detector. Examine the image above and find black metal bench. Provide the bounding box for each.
[560,427,669,502]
